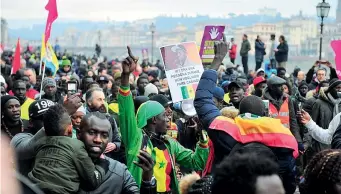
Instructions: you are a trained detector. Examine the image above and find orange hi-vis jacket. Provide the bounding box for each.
[209,116,299,158]
[269,98,290,128]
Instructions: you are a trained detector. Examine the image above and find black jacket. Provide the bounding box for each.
[275,41,288,63]
[311,88,341,153]
[306,66,338,90]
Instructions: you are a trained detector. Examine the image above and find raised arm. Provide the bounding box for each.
[194,70,221,130]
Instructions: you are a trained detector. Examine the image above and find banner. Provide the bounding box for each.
[199,26,225,63]
[142,48,149,60]
[44,0,58,45]
[160,42,204,103]
[11,39,21,75]
[331,40,341,79]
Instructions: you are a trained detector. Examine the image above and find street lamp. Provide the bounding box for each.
[316,0,330,60]
[150,23,156,64]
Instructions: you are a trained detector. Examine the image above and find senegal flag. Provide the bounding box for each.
[180,83,198,100]
[153,148,172,192]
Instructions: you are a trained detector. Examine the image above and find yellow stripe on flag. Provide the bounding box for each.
[187,85,195,99]
[154,148,167,192]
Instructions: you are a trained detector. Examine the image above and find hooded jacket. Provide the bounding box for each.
[262,88,302,143]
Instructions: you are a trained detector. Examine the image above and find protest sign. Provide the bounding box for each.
[199,26,225,63]
[141,48,149,59]
[331,40,341,79]
[160,42,204,103]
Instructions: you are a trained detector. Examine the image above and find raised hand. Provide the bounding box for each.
[122,46,139,74]
[211,33,228,70]
[209,27,219,40]
[297,109,311,125]
[134,150,154,181]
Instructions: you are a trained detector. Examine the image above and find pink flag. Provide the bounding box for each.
[331,40,341,79]
[44,0,58,45]
[11,39,21,75]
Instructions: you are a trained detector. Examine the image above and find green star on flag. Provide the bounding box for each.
[159,161,166,169]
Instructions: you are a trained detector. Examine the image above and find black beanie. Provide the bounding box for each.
[298,81,309,89]
[134,96,149,113]
[239,95,265,116]
[1,95,19,112]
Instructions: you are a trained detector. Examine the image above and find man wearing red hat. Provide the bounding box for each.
[252,76,267,97]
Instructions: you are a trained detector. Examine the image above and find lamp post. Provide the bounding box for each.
[316,0,330,60]
[150,23,156,64]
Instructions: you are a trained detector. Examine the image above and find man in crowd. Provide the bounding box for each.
[269,34,277,69]
[252,76,267,97]
[12,80,35,124]
[97,75,110,97]
[229,38,237,64]
[1,95,23,139]
[310,78,341,155]
[240,34,251,75]
[274,35,289,69]
[119,46,209,194]
[37,77,64,104]
[85,87,121,156]
[136,75,149,96]
[306,61,337,91]
[262,76,302,144]
[227,80,245,109]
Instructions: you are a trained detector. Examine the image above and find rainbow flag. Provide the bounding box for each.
[41,34,59,76]
[209,116,299,158]
[180,83,198,100]
[153,148,172,192]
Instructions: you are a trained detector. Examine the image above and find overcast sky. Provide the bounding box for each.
[1,0,339,21]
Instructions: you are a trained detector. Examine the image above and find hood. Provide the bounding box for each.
[318,87,329,102]
[179,173,200,194]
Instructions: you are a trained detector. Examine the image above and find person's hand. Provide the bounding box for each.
[297,109,311,125]
[104,143,117,153]
[63,93,82,115]
[314,60,319,67]
[134,150,154,181]
[326,61,333,68]
[213,33,228,60]
[122,46,139,75]
[274,48,278,52]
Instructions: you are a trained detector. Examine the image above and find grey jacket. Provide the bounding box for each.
[240,39,251,57]
[11,129,156,194]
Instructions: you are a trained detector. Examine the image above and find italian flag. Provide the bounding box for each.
[181,83,198,100]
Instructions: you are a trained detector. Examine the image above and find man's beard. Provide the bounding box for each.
[89,104,107,113]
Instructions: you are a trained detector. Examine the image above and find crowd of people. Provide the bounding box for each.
[2,33,341,194]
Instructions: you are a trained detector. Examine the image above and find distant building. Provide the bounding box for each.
[1,18,9,46]
[258,7,278,17]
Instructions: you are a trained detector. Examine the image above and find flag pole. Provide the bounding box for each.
[39,62,46,100]
[39,55,43,75]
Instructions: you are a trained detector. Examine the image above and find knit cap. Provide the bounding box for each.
[42,77,56,90]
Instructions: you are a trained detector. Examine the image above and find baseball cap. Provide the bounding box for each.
[228,81,244,91]
[150,94,172,108]
[97,75,109,83]
[253,76,266,87]
[29,99,55,119]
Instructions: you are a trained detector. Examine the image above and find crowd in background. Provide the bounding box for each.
[2,33,341,194]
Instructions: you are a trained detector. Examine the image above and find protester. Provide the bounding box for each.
[252,76,267,97]
[310,78,341,153]
[227,80,245,109]
[221,62,238,83]
[299,149,341,194]
[136,75,149,96]
[12,79,35,123]
[240,34,251,74]
[28,104,107,193]
[143,83,159,97]
[119,47,209,193]
[263,76,302,144]
[194,69,297,194]
[212,153,285,194]
[306,60,337,90]
[37,77,64,103]
[269,34,277,69]
[228,38,237,64]
[71,106,86,138]
[1,95,23,139]
[274,35,289,69]
[255,35,266,71]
